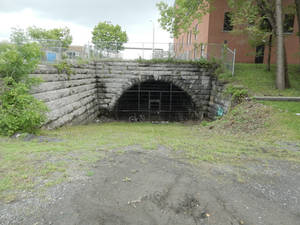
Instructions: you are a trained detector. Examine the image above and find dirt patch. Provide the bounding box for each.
[1,147,300,225]
[213,101,272,134]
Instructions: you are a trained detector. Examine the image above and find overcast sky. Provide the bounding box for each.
[0,0,174,45]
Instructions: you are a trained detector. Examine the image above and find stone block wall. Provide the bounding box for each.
[95,61,216,118]
[29,61,232,128]
[30,64,98,129]
[208,78,232,119]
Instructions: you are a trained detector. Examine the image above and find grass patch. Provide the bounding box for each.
[258,101,300,140]
[1,64,299,202]
[221,64,300,96]
[1,105,300,202]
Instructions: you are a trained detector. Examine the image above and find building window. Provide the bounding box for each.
[189,31,192,44]
[186,32,189,44]
[223,12,233,31]
[186,31,192,45]
[194,24,198,40]
[283,14,295,33]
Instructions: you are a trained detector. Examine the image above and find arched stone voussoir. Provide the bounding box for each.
[109,76,202,112]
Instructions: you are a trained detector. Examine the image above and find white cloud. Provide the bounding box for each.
[0,8,93,45]
[0,1,173,46]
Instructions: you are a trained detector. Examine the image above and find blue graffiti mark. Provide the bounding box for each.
[217,106,224,117]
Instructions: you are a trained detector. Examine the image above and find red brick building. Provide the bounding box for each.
[174,0,299,64]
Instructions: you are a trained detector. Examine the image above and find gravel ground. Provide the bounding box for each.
[1,146,300,225]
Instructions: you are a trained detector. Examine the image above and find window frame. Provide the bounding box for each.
[283,14,295,34]
[223,12,233,32]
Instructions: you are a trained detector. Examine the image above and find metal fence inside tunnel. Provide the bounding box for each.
[114,80,197,122]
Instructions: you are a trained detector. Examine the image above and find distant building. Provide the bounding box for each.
[66,45,85,59]
[174,0,299,64]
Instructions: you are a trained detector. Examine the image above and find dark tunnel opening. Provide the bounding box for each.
[113,80,197,121]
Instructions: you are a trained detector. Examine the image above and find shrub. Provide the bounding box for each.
[0,77,48,136]
[0,42,41,82]
[225,85,248,103]
[0,41,47,136]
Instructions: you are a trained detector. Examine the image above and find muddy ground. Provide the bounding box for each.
[1,146,300,225]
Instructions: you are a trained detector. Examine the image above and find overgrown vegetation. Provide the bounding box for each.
[136,57,218,68]
[54,60,74,76]
[224,85,248,103]
[0,40,48,136]
[0,77,48,136]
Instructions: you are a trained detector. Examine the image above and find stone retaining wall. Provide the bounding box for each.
[208,78,232,119]
[95,61,215,117]
[30,64,98,129]
[29,61,232,128]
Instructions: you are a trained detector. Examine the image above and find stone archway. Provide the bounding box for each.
[113,79,197,121]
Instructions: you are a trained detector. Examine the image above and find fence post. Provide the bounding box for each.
[142,43,145,59]
[232,48,236,76]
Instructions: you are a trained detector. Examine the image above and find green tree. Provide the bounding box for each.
[27,26,73,48]
[10,27,28,45]
[157,0,291,89]
[0,42,41,82]
[0,39,47,135]
[228,0,290,88]
[157,0,211,38]
[92,21,128,54]
[227,0,275,71]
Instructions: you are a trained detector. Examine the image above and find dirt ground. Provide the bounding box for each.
[1,146,300,225]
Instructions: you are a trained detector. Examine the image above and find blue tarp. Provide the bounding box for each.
[46,52,57,62]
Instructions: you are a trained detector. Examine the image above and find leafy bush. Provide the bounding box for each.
[0,42,41,82]
[0,77,48,136]
[0,41,48,136]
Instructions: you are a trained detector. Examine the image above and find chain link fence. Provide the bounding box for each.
[23,40,236,75]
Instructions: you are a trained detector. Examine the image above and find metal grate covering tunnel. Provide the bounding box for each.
[114,80,196,121]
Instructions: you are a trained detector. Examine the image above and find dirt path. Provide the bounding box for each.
[1,147,300,225]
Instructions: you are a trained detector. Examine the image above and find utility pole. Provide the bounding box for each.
[150,20,155,58]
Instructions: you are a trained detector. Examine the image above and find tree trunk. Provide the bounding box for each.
[295,0,300,45]
[295,0,300,70]
[267,34,272,71]
[284,44,291,88]
[275,0,285,90]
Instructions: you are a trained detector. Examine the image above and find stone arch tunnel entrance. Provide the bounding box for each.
[114,80,197,121]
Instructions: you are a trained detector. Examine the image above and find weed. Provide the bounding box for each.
[86,171,94,177]
[225,84,248,103]
[135,58,217,69]
[54,60,74,76]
